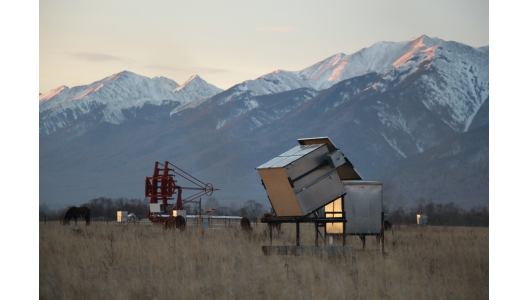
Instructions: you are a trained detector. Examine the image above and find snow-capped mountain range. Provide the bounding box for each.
[39,35,489,209]
[39,71,223,136]
[211,35,488,133]
[40,35,487,137]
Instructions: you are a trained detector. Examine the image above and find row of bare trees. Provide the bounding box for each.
[40,197,487,227]
[39,197,269,221]
[39,197,150,221]
[386,201,489,227]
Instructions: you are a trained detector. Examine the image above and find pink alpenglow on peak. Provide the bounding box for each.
[39,85,68,102]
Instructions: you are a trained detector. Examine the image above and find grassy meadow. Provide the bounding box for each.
[39,222,488,299]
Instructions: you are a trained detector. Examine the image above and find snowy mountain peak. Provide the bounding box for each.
[174,74,223,102]
[175,74,202,92]
[295,35,478,91]
[411,34,441,46]
[39,71,187,136]
[152,76,180,92]
[105,70,136,82]
[39,85,69,102]
[220,69,313,102]
[257,69,289,79]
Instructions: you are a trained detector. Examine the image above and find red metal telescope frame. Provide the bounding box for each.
[145,161,218,224]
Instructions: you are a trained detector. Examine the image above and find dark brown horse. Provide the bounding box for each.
[383,220,392,230]
[383,220,393,235]
[240,217,252,233]
[63,207,90,226]
[162,215,186,231]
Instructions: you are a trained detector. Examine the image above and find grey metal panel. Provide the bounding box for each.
[342,181,383,234]
[256,156,288,169]
[293,144,323,156]
[327,150,345,168]
[278,145,304,157]
[270,155,303,168]
[285,145,329,181]
[296,170,345,215]
[297,137,362,180]
[258,144,325,169]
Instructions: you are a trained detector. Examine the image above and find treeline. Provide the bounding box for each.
[39,197,269,221]
[39,197,150,221]
[42,198,487,227]
[386,201,489,227]
[191,198,268,219]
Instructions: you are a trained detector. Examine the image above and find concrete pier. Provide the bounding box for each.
[262,245,354,257]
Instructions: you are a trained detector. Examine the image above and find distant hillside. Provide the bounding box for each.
[376,123,489,210]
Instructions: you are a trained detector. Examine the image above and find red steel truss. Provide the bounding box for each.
[145,161,217,224]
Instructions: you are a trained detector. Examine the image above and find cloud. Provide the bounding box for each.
[145,65,228,74]
[64,52,122,62]
[257,27,295,32]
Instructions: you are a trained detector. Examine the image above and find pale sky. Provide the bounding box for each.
[39,0,489,94]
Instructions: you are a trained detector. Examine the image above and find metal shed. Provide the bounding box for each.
[325,181,383,235]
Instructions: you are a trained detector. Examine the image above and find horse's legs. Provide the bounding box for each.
[74,217,77,225]
[360,235,366,250]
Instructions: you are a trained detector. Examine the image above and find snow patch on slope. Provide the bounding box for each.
[381,133,407,158]
[216,98,261,129]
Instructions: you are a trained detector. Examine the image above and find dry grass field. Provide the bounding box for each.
[39,222,488,300]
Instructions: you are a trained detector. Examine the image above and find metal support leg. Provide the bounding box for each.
[315,222,318,246]
[360,235,366,250]
[269,224,273,245]
[343,222,346,246]
[380,228,385,254]
[296,221,300,246]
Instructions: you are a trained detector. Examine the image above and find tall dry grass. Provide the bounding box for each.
[39,222,488,300]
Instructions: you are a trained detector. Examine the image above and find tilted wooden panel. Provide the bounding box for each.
[258,168,303,216]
